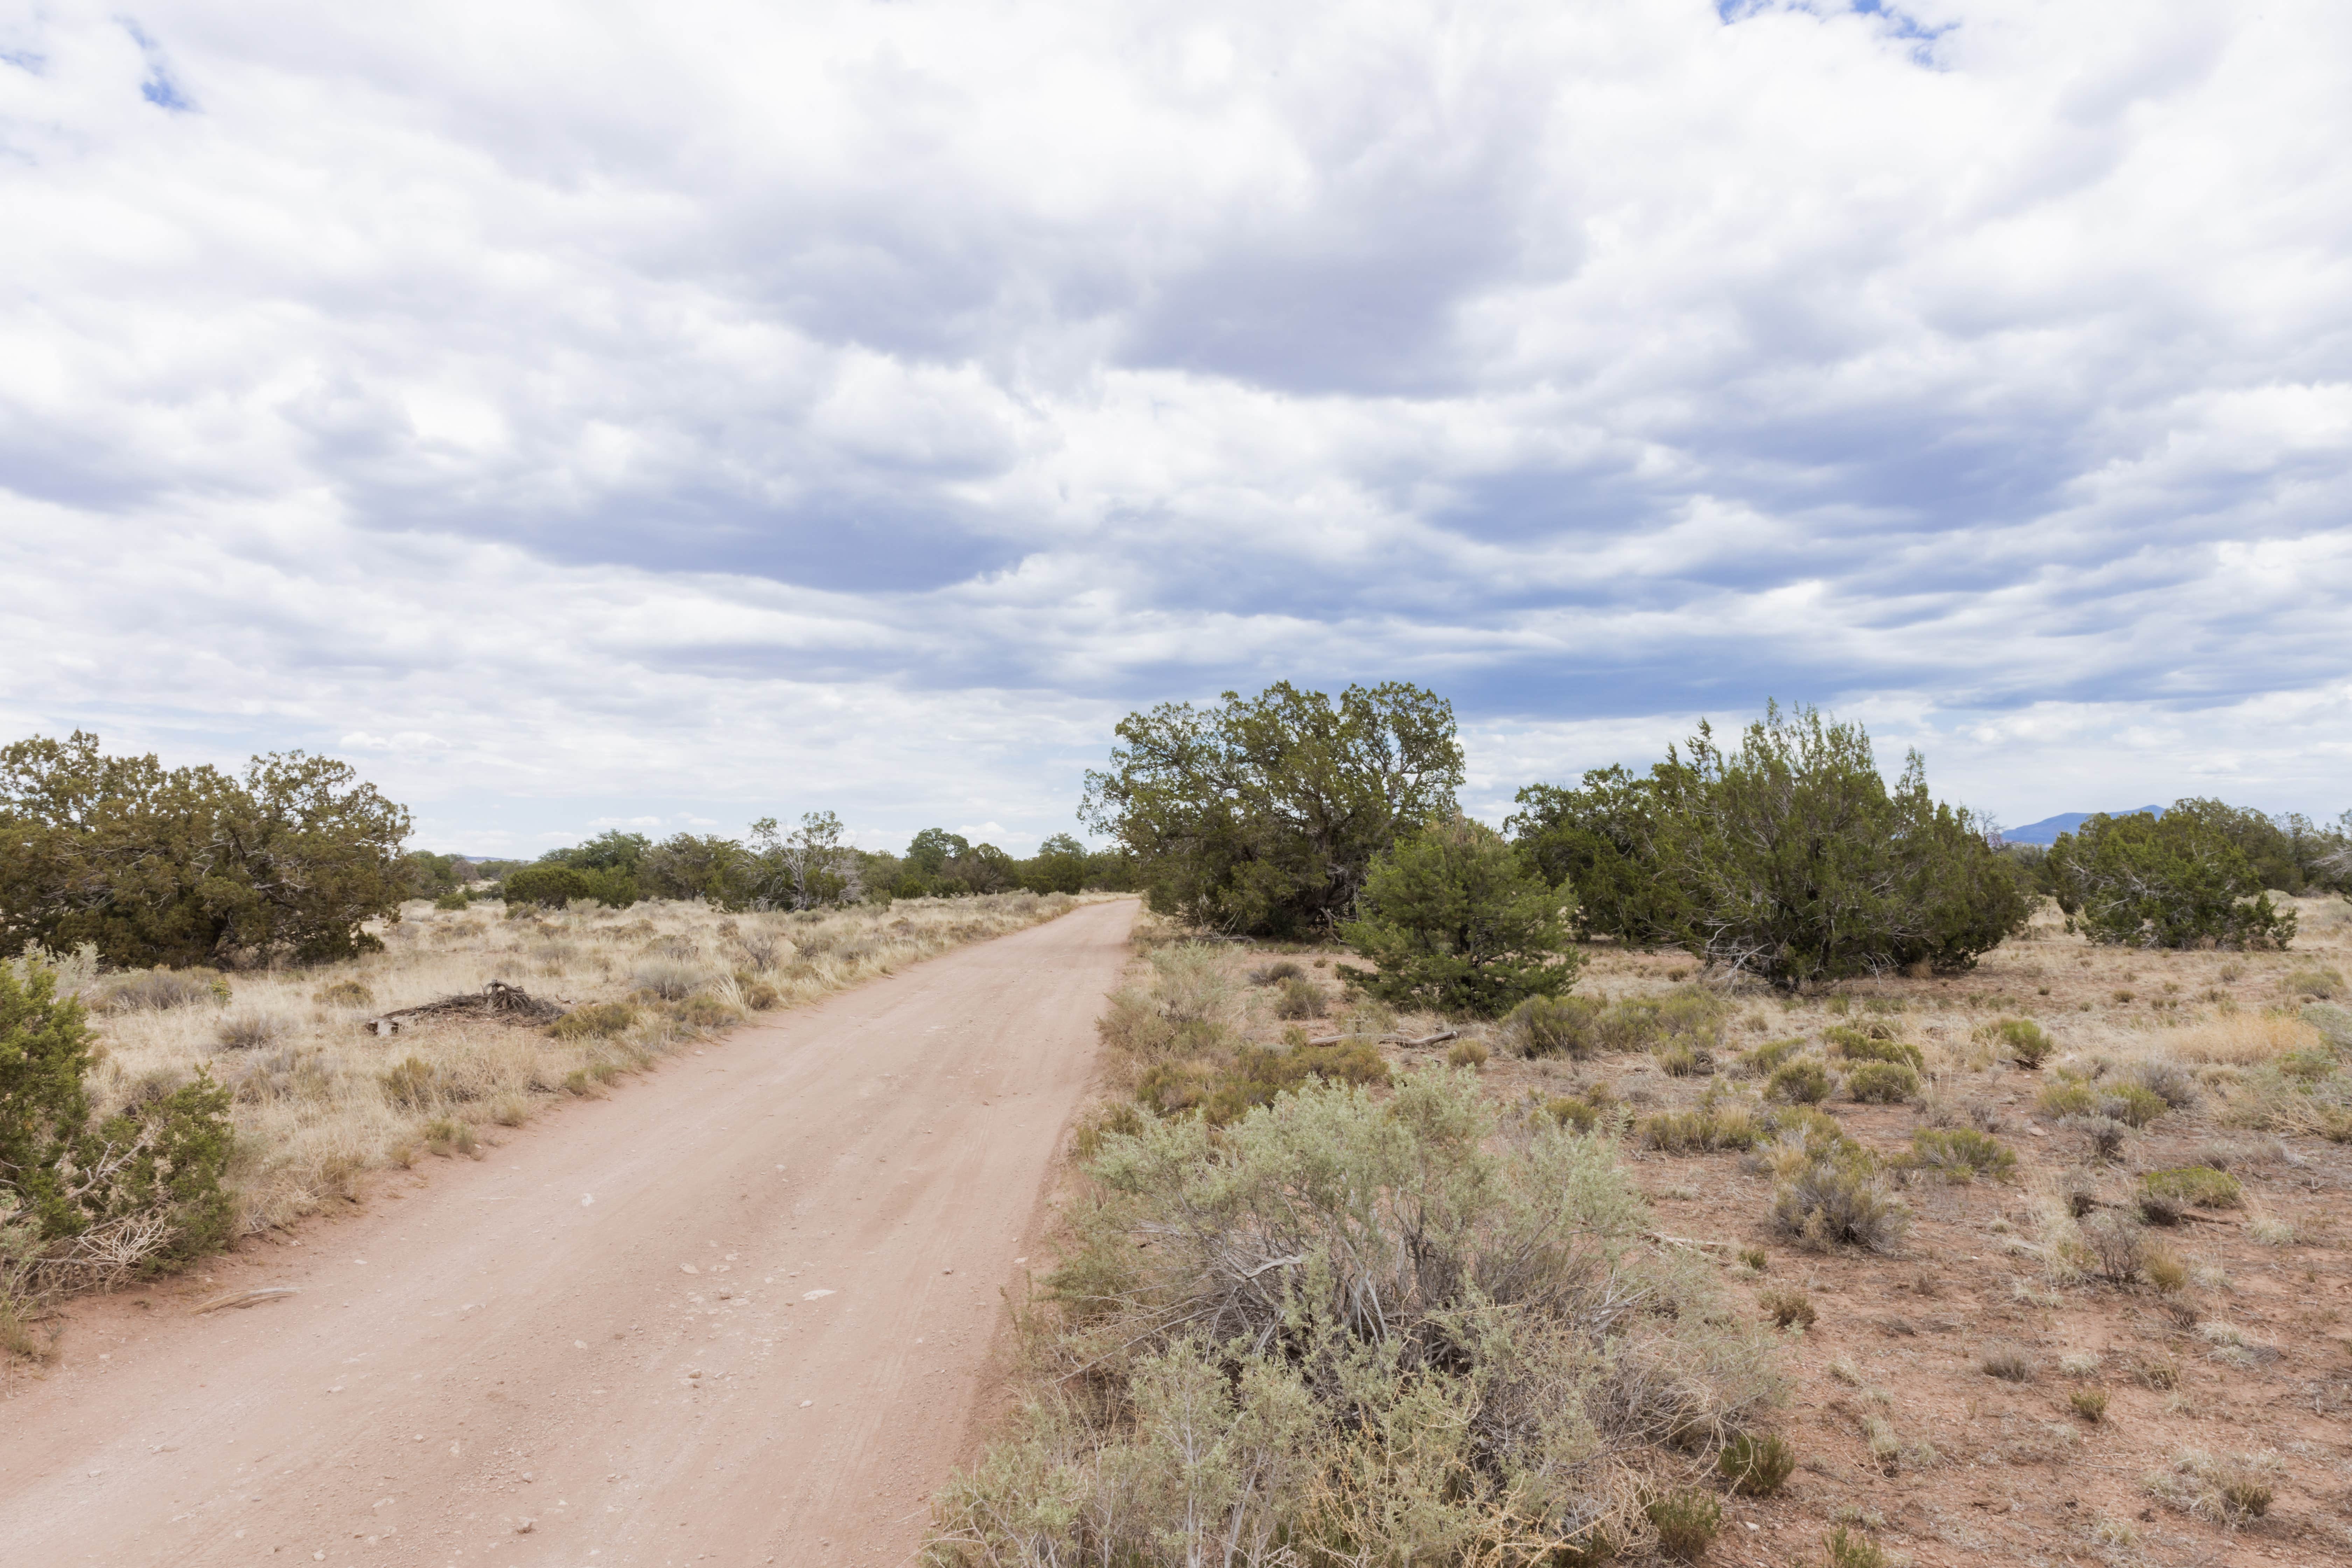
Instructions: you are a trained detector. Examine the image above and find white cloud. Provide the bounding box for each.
[1,0,2348,849]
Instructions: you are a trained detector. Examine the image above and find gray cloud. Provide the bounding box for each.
[1,0,2348,847]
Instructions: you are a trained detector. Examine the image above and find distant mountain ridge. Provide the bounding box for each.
[1999,806,2166,846]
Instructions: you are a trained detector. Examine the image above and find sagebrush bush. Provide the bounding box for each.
[1757,1286,1816,1329]
[1770,1140,1908,1251]
[629,957,706,1001]
[1717,1431,1796,1495]
[312,979,373,1008]
[1981,1344,2036,1381]
[1639,1105,1763,1154]
[2122,1057,2200,1111]
[1247,959,1305,986]
[1991,1017,2054,1068]
[1135,1038,1392,1125]
[548,1002,638,1041]
[1501,993,1603,1058]
[93,969,227,1012]
[1767,1059,1832,1104]
[1271,975,1327,1020]
[1909,1127,2016,1183]
[1645,1488,1721,1561]
[1738,1037,1805,1076]
[930,1069,1783,1565]
[2141,1166,2241,1210]
[1845,1061,1919,1103]
[2069,1386,2109,1422]
[2081,1211,2145,1283]
[1822,1526,1890,1568]
[214,1012,290,1051]
[2102,1082,2171,1128]
[1826,1026,1924,1070]
[2285,964,2344,999]
[2065,1112,2132,1162]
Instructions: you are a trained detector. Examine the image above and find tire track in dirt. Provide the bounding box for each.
[0,897,1138,1568]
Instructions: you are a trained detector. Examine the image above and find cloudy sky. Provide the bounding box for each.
[3,0,2348,855]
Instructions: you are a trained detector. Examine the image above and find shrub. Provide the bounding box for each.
[2141,1166,2241,1210]
[2143,1245,2189,1293]
[92,969,227,1012]
[2036,1077,2100,1117]
[1822,1526,1889,1568]
[2081,1211,2145,1283]
[2121,1057,2200,1111]
[432,890,470,911]
[1271,976,1327,1020]
[214,1012,289,1051]
[549,1002,638,1040]
[1645,1488,1721,1561]
[1771,1143,1909,1251]
[379,1056,439,1111]
[1446,1037,1489,1069]
[2103,1083,2171,1128]
[1717,1431,1795,1495]
[1981,1344,2036,1381]
[1758,1287,1816,1329]
[422,1117,477,1158]
[1654,1044,1706,1077]
[2304,1002,2352,1051]
[2048,807,2296,950]
[1640,1106,1763,1154]
[631,958,705,1001]
[1767,1059,1832,1104]
[1138,1039,1393,1124]
[313,980,373,1008]
[2064,1113,2131,1162]
[1247,959,1305,986]
[1826,1026,1924,1070]
[1545,1094,1605,1133]
[1338,813,1581,1015]
[934,1069,1782,1562]
[1846,1062,1919,1104]
[1909,1127,2016,1183]
[2285,964,2344,999]
[2148,1449,2279,1522]
[0,960,234,1279]
[1500,993,1604,1058]
[1739,1037,1805,1076]
[1992,1017,2054,1068]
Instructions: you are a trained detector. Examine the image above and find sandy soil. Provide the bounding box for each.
[0,896,1138,1568]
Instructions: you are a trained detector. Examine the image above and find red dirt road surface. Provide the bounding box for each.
[0,897,1138,1568]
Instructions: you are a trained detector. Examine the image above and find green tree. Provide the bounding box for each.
[1081,681,1464,937]
[1021,833,1089,895]
[638,833,755,907]
[1605,704,2028,989]
[1338,815,1578,1015]
[0,733,412,968]
[550,830,652,875]
[941,843,1016,895]
[749,812,859,909]
[0,958,232,1261]
[1506,764,1690,944]
[2047,809,2296,949]
[903,829,971,886]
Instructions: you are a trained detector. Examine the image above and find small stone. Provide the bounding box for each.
[516,1518,535,1534]
[800,1400,812,1408]
[679,1264,698,1275]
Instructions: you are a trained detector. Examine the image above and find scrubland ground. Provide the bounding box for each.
[68,892,1079,1240]
[954,898,2352,1567]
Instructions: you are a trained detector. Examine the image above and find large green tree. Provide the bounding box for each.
[2046,808,2296,949]
[1506,764,1692,944]
[1081,681,1464,937]
[0,733,411,967]
[1652,705,2029,988]
[1338,815,1578,1015]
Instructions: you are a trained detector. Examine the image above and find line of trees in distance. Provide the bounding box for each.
[1083,682,2352,1013]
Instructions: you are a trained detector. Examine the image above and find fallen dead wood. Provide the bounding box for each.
[1300,1028,1460,1049]
[363,979,567,1036]
[189,1287,298,1315]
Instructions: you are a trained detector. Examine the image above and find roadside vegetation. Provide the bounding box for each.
[936,681,2352,1567]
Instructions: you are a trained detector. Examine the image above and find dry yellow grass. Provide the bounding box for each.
[2161,1011,2323,1064]
[76,892,1081,1236]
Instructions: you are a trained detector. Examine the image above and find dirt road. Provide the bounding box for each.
[0,897,1136,1568]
